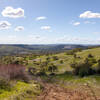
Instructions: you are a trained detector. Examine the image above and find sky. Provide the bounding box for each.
[0,0,100,44]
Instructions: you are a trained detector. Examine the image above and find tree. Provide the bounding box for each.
[48,63,58,73]
[96,59,100,73]
[60,60,63,64]
[70,58,95,77]
[28,67,36,75]
[46,57,50,61]
[52,56,58,60]
[73,54,77,58]
[88,54,94,58]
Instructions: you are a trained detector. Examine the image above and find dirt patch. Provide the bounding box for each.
[37,83,100,100]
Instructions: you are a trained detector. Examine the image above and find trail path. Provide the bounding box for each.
[37,83,100,100]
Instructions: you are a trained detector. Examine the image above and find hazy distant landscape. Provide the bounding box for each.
[0,44,88,56]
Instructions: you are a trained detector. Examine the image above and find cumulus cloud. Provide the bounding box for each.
[15,26,24,31]
[80,11,100,18]
[41,26,51,30]
[73,22,80,26]
[36,16,47,21]
[0,21,11,30]
[2,6,24,18]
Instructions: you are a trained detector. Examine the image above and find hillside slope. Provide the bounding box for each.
[0,44,87,56]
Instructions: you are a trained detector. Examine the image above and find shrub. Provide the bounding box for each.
[48,63,58,73]
[88,54,94,58]
[78,63,94,77]
[28,67,37,75]
[66,48,82,55]
[73,48,82,52]
[0,64,30,82]
[59,60,63,64]
[0,78,11,91]
[46,57,50,61]
[95,59,100,74]
[66,50,75,55]
[73,54,77,58]
[52,56,58,60]
[85,55,97,65]
[36,71,46,76]
[70,59,95,77]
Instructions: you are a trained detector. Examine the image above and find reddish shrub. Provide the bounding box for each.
[0,64,30,82]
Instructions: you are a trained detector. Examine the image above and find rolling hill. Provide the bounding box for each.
[0,44,88,56]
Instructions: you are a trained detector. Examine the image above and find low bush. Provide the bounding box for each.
[59,60,64,64]
[36,71,47,76]
[88,54,94,58]
[28,67,37,75]
[70,58,95,77]
[0,64,30,82]
[66,48,82,55]
[52,56,59,60]
[66,50,75,55]
[48,63,58,73]
[0,78,11,92]
[94,59,100,74]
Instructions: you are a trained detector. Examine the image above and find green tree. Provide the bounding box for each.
[70,58,95,77]
[48,63,58,73]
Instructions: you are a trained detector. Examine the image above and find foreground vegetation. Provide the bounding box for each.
[0,81,40,100]
[0,47,100,99]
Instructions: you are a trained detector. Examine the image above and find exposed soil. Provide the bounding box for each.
[37,83,100,100]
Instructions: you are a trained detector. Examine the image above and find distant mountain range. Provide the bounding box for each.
[0,44,98,56]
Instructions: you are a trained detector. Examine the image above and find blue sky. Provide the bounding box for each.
[0,0,100,44]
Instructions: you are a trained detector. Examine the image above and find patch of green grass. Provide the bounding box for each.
[55,73,75,81]
[54,73,100,86]
[0,81,41,100]
[77,48,100,60]
[26,47,100,74]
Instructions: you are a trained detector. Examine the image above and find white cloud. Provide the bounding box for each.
[73,22,80,26]
[70,20,75,24]
[28,35,41,39]
[84,21,96,24]
[84,21,91,24]
[1,34,100,44]
[36,16,47,21]
[8,35,17,40]
[15,26,24,31]
[93,32,100,34]
[56,36,98,44]
[27,35,47,44]
[0,35,19,44]
[80,11,100,18]
[41,26,51,30]
[2,6,24,18]
[0,21,11,30]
